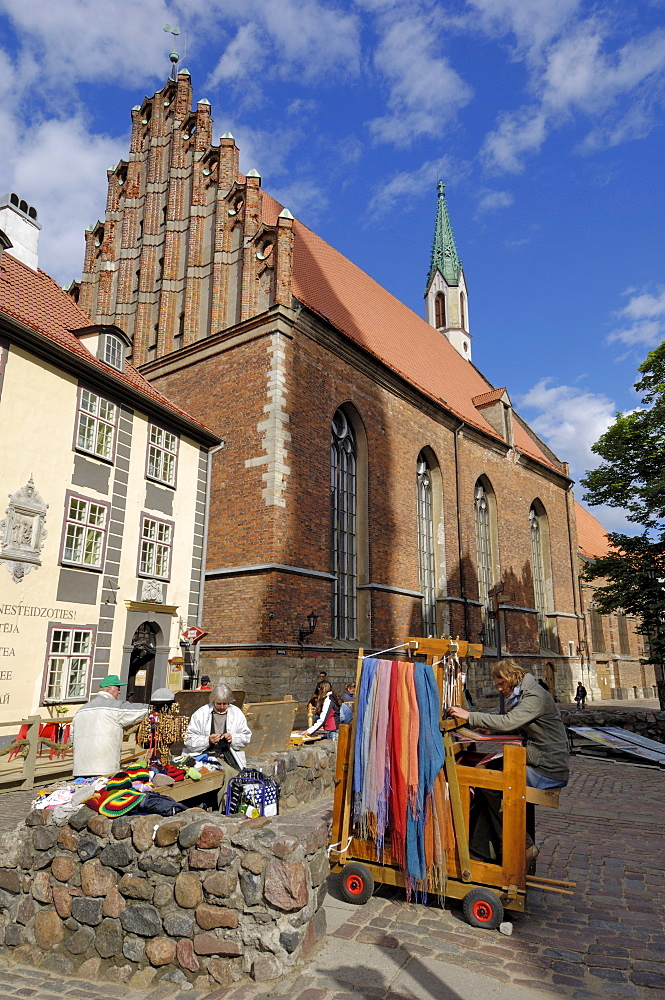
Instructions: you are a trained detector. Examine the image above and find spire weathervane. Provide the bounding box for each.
[163,24,181,81]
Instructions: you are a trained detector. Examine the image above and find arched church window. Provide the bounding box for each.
[460,291,466,331]
[417,452,437,635]
[530,504,549,649]
[331,409,357,640]
[474,479,497,647]
[435,292,446,329]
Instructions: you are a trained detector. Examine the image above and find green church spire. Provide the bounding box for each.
[426,180,462,291]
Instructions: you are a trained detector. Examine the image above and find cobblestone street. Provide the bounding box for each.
[0,754,663,1000]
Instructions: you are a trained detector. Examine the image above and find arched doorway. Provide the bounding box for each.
[127,621,160,702]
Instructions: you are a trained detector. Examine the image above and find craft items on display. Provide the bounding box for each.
[352,658,454,899]
[136,694,189,764]
[224,767,280,818]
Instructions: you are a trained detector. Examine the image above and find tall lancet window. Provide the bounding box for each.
[460,291,466,331]
[435,292,446,329]
[474,479,497,647]
[530,503,552,649]
[417,452,437,636]
[331,409,357,640]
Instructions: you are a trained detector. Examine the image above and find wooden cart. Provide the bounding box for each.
[330,639,573,928]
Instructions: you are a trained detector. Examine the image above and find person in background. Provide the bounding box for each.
[72,675,148,778]
[307,671,330,727]
[307,681,341,738]
[449,660,569,863]
[183,683,252,807]
[199,675,212,690]
[575,682,587,710]
[340,683,356,724]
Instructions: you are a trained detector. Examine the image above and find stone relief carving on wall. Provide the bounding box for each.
[0,477,48,583]
[141,578,164,603]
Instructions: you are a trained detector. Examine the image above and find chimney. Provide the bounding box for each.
[0,193,41,270]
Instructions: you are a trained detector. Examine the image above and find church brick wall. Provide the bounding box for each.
[145,309,583,705]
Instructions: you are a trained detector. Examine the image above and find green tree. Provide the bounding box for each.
[580,342,665,708]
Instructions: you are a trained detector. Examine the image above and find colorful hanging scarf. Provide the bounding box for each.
[405,662,446,896]
[352,657,452,901]
[352,657,379,839]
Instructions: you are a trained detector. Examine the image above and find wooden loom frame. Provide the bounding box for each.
[330,639,573,914]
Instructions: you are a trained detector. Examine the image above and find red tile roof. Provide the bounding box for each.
[575,502,612,559]
[261,194,560,473]
[0,251,217,441]
[472,387,507,407]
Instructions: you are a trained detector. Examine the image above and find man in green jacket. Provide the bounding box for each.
[449,660,569,862]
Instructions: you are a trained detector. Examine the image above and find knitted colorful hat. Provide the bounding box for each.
[106,771,132,791]
[98,788,146,817]
[125,766,150,783]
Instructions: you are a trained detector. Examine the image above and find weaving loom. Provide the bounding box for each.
[330,638,574,927]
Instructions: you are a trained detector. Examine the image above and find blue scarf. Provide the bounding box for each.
[352,657,379,819]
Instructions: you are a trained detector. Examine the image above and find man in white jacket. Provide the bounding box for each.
[72,675,148,777]
[183,683,252,807]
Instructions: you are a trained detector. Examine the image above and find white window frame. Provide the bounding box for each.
[75,388,117,461]
[139,514,173,580]
[61,493,109,570]
[103,334,124,371]
[42,626,94,703]
[146,424,178,487]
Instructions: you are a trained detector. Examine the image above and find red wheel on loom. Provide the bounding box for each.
[462,888,504,929]
[339,862,374,904]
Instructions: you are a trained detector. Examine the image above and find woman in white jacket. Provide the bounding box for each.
[183,683,251,770]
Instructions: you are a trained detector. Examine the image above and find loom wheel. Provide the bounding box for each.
[462,887,504,929]
[339,863,374,904]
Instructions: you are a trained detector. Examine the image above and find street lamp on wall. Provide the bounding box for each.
[298,611,319,647]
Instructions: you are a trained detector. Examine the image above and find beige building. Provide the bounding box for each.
[575,503,655,702]
[0,193,219,723]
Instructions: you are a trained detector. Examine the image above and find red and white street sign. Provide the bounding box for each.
[181,625,208,645]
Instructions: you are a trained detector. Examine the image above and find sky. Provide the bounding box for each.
[1,0,664,533]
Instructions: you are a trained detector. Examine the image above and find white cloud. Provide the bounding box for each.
[520,377,639,534]
[468,0,581,59]
[543,26,665,115]
[207,23,262,87]
[519,378,616,479]
[475,189,515,214]
[368,15,473,146]
[481,18,665,172]
[608,288,665,348]
[205,0,360,89]
[268,179,327,224]
[0,0,172,90]
[367,156,464,217]
[482,107,548,173]
[5,116,127,284]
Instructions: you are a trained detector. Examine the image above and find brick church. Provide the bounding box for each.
[72,68,588,706]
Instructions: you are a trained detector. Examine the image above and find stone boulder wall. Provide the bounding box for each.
[252,741,336,811]
[0,742,336,991]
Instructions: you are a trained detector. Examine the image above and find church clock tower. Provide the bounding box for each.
[424,181,471,361]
